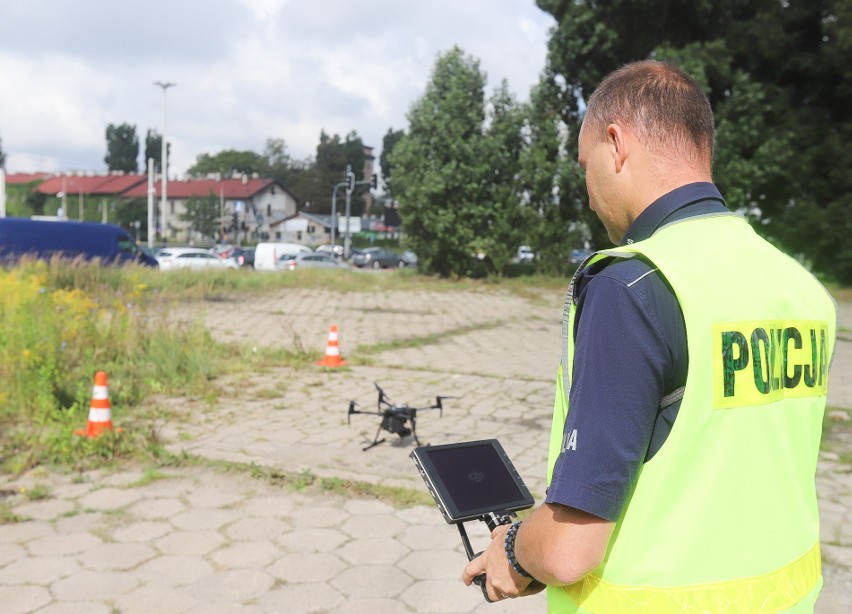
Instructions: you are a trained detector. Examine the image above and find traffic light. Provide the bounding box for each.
[370,173,378,189]
[345,172,355,193]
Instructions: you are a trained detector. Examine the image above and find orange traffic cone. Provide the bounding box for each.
[75,371,121,438]
[316,324,347,367]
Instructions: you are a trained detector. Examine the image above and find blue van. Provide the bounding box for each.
[0,218,158,267]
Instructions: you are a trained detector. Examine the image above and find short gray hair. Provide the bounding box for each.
[584,60,715,167]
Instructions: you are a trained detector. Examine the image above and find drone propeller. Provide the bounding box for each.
[373,381,392,407]
[433,395,460,417]
[347,399,383,422]
[347,400,359,424]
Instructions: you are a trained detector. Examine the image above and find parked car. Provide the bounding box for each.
[0,217,158,267]
[254,242,313,271]
[211,243,252,268]
[211,243,236,258]
[139,245,160,262]
[275,252,349,271]
[352,247,404,269]
[512,245,535,264]
[400,250,419,268]
[156,247,239,271]
[315,244,344,258]
[235,247,255,268]
[569,247,593,265]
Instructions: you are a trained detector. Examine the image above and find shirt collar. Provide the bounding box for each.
[622,182,726,245]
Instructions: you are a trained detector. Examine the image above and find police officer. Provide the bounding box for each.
[463,60,837,612]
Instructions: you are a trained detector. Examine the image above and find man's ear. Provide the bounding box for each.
[606,124,628,173]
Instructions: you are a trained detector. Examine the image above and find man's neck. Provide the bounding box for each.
[633,167,713,220]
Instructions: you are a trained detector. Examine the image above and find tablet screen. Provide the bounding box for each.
[412,439,533,522]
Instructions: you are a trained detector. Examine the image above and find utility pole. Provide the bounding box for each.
[60,175,68,218]
[330,179,346,249]
[342,167,372,260]
[154,81,175,243]
[146,158,155,248]
[343,164,355,259]
[330,168,371,258]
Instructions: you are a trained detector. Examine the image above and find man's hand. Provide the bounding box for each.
[461,523,545,601]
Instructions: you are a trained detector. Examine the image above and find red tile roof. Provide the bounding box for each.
[4,172,52,185]
[121,177,283,200]
[37,174,146,196]
[30,173,293,201]
[95,174,149,193]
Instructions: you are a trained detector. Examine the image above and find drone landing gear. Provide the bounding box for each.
[362,415,421,451]
[362,438,385,452]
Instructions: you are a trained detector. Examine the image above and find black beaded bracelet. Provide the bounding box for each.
[504,521,534,579]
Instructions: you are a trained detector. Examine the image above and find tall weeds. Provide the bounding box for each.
[0,260,225,474]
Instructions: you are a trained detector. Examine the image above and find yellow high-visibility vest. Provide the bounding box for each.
[547,213,837,613]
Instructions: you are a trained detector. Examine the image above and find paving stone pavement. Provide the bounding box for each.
[1,283,850,613]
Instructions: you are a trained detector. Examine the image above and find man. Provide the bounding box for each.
[463,60,837,612]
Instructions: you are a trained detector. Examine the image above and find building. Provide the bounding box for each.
[9,159,393,245]
[36,173,147,221]
[121,174,299,243]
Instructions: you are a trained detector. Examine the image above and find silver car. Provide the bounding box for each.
[275,252,348,271]
[156,247,240,271]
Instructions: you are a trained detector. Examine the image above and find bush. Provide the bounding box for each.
[0,260,225,474]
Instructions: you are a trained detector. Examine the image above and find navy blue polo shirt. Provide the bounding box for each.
[545,182,728,522]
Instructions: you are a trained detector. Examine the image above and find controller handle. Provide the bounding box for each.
[472,558,492,602]
[458,512,515,603]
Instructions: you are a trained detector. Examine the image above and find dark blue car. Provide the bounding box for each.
[0,217,158,267]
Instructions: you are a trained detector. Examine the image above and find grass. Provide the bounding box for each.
[351,320,506,357]
[23,483,52,501]
[115,262,575,305]
[131,266,489,299]
[127,467,172,488]
[0,501,24,524]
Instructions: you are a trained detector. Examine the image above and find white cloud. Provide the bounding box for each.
[0,0,554,175]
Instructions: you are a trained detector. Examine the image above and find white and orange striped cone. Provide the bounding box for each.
[75,371,122,438]
[316,324,347,367]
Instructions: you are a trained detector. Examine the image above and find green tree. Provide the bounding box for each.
[518,70,592,275]
[262,138,295,180]
[144,129,165,173]
[179,192,220,240]
[291,130,367,215]
[113,198,148,239]
[536,0,852,282]
[25,191,47,216]
[477,80,530,275]
[0,134,6,169]
[380,128,405,197]
[391,47,490,277]
[262,138,307,196]
[104,123,139,172]
[187,150,266,178]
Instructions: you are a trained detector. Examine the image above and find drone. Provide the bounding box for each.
[347,382,456,451]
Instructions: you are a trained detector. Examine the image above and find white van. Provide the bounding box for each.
[253,242,312,271]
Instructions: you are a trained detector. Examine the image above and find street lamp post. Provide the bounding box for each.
[154,81,175,243]
[330,181,345,249]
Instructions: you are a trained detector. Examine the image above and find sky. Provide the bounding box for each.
[0,0,554,177]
